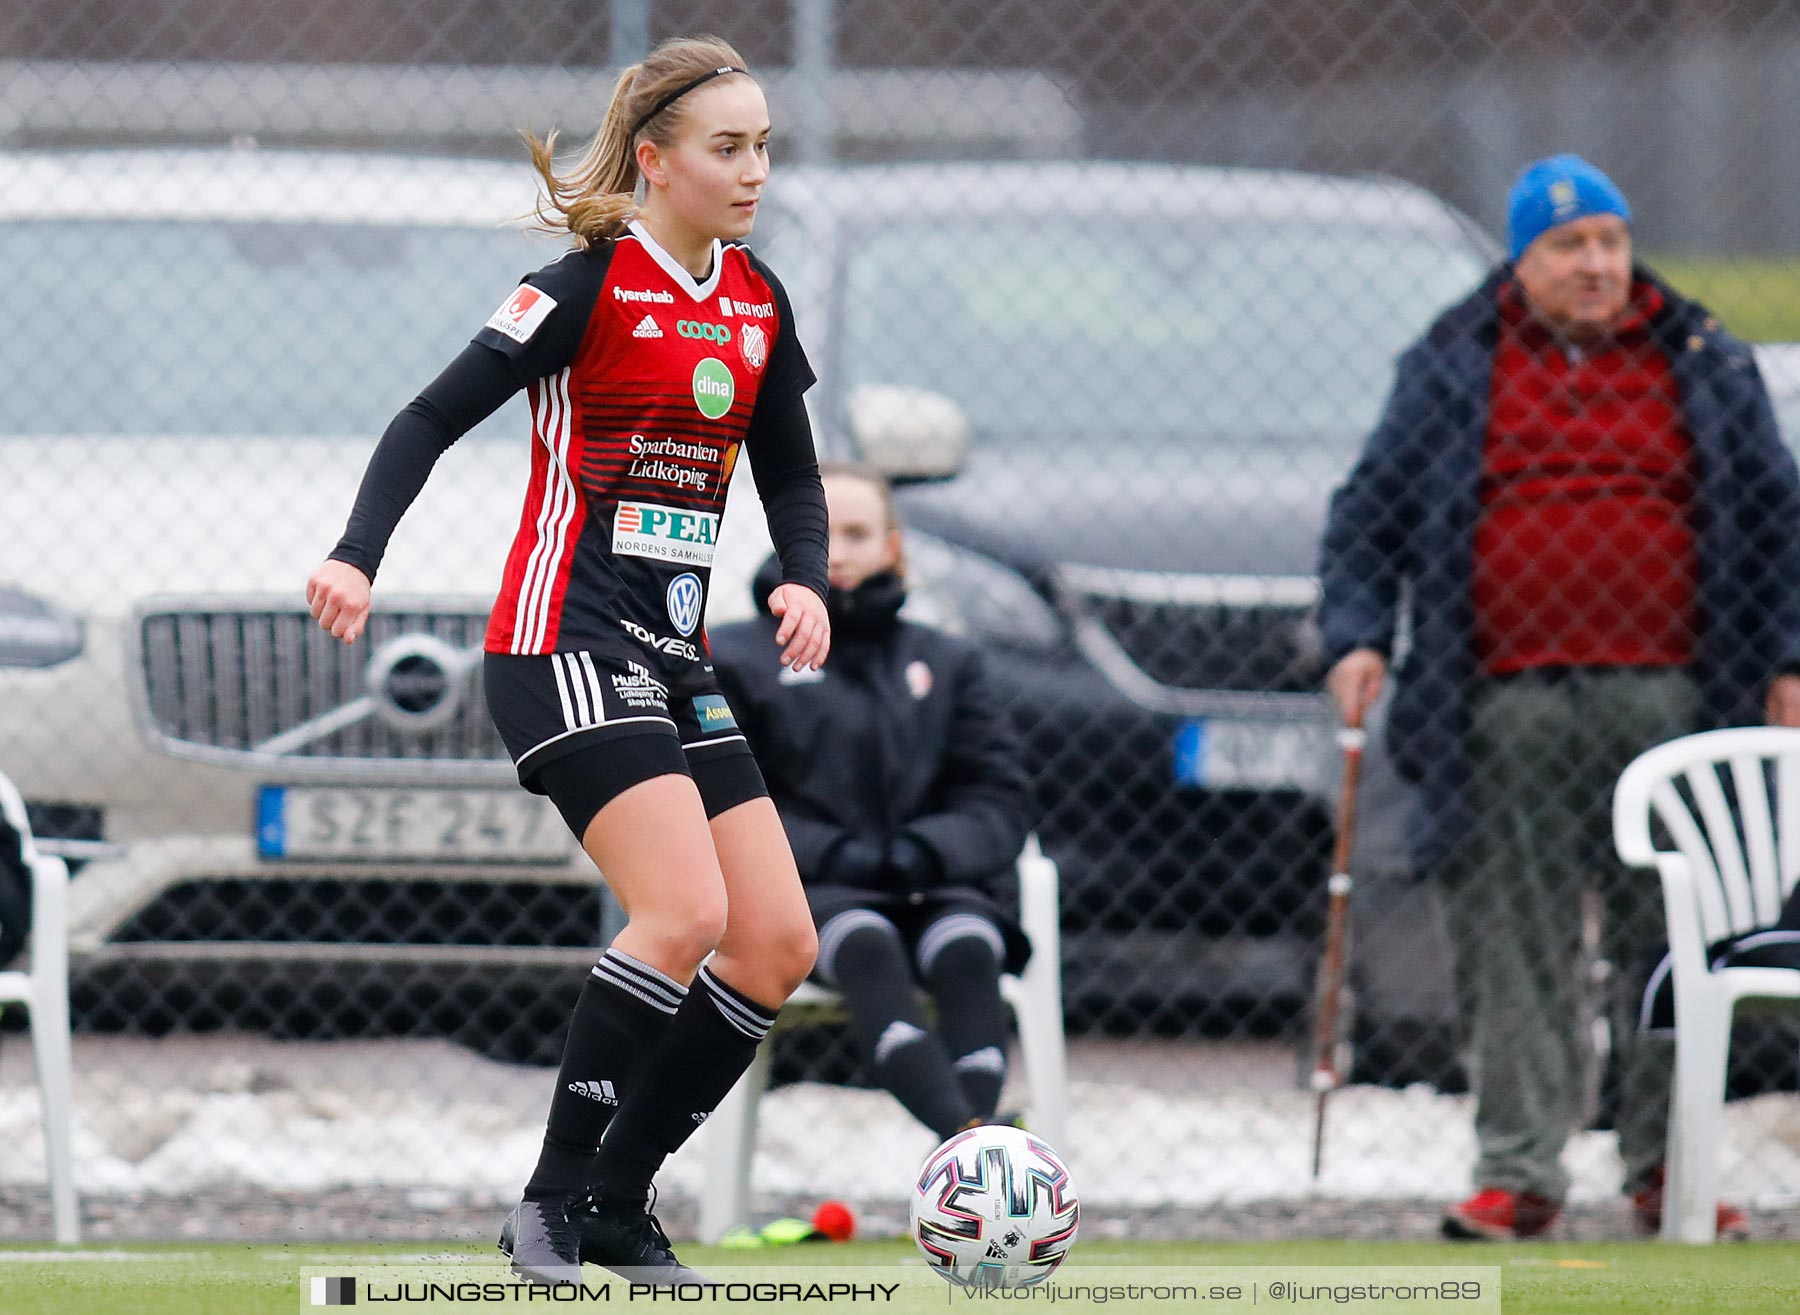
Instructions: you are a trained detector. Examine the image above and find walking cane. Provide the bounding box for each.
[1309,712,1366,1179]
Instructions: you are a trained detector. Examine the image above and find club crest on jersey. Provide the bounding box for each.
[739,323,768,371]
[612,502,720,568]
[692,358,736,419]
[485,285,558,344]
[666,573,704,637]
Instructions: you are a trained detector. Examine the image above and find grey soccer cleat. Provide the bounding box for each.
[498,1198,585,1288]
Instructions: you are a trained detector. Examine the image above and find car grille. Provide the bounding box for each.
[109,876,600,947]
[138,606,506,762]
[1060,571,1325,694]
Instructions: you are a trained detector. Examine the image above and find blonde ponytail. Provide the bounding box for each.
[525,36,750,249]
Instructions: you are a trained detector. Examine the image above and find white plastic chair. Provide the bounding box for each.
[698,836,1067,1242]
[0,768,79,1243]
[1613,727,1800,1243]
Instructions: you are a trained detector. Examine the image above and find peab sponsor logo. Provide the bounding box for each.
[483,285,557,344]
[612,501,720,567]
[677,319,732,344]
[613,286,674,305]
[619,617,699,662]
[691,358,735,418]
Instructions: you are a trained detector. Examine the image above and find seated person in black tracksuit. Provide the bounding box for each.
[710,461,1035,1139]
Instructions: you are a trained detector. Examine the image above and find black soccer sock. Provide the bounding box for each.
[828,917,975,1140]
[588,963,777,1211]
[920,917,1011,1122]
[522,947,687,1202]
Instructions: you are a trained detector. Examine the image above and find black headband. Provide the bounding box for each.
[629,65,748,140]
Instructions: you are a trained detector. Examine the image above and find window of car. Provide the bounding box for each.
[826,217,1487,451]
[0,219,557,438]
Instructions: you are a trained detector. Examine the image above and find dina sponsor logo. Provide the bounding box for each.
[691,358,736,419]
[612,501,720,567]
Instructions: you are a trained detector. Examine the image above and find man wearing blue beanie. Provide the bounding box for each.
[1319,155,1800,1241]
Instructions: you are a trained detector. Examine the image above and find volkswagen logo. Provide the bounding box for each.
[365,635,467,732]
[666,573,704,637]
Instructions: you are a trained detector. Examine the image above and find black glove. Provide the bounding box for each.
[885,834,944,892]
[820,835,885,886]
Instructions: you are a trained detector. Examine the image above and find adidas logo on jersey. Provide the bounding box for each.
[632,314,663,339]
[567,1080,618,1105]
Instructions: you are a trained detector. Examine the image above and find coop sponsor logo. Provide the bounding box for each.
[627,433,722,493]
[613,286,675,304]
[619,618,700,662]
[483,285,557,344]
[612,501,720,567]
[677,319,733,344]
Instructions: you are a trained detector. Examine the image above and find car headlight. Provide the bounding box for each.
[902,532,1063,652]
[0,586,85,668]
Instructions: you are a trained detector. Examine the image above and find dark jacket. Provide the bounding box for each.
[1318,264,1800,871]
[710,560,1035,898]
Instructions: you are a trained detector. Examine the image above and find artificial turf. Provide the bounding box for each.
[4,1238,1799,1314]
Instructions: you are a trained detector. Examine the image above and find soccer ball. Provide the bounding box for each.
[909,1125,1079,1289]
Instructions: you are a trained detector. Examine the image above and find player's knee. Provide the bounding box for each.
[773,917,819,996]
[635,898,729,972]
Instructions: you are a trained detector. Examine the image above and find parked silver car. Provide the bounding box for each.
[0,150,620,1039]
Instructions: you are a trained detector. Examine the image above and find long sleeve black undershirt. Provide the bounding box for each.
[744,389,830,604]
[328,342,517,581]
[329,342,829,602]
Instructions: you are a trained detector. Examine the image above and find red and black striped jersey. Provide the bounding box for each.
[473,220,814,661]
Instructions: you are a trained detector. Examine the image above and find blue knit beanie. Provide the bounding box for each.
[1506,154,1631,260]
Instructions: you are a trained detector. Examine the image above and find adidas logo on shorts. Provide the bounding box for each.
[567,1079,618,1104]
[632,315,662,339]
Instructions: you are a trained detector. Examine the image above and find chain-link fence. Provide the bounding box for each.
[4,0,1800,1243]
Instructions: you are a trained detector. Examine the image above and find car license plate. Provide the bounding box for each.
[1173,719,1331,794]
[257,786,571,863]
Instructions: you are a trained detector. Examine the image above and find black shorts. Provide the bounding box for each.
[483,649,765,832]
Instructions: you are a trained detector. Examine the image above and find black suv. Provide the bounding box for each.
[751,162,1493,1033]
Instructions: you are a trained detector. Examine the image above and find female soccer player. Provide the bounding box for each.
[711,462,1035,1142]
[306,35,827,1286]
